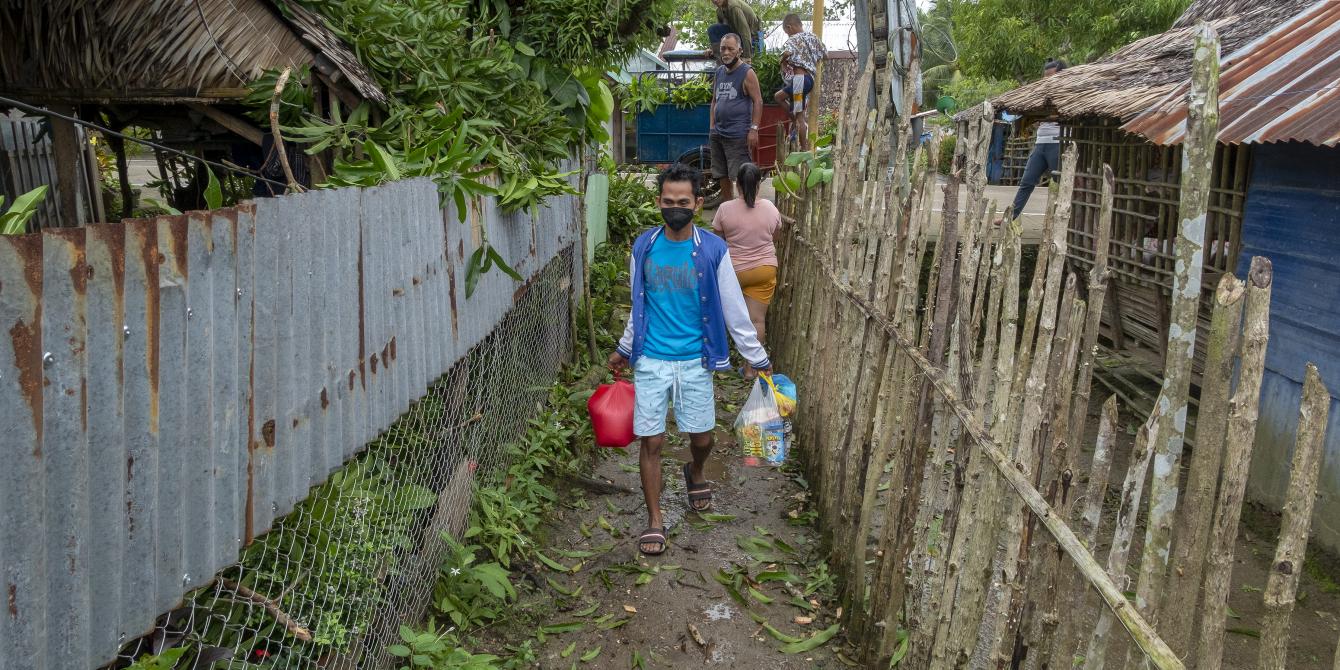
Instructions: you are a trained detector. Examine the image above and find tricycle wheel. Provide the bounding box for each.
[676,147,724,209]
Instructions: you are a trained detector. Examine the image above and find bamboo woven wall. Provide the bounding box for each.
[1064,121,1250,377]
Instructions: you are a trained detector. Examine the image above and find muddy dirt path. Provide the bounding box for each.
[492,375,848,669]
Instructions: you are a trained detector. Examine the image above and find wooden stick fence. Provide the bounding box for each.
[771,25,1333,669]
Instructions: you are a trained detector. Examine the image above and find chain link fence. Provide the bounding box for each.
[104,246,574,669]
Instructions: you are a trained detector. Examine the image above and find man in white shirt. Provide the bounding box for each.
[1007,59,1066,220]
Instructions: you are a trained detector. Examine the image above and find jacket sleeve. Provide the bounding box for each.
[716,252,770,368]
[616,250,636,359]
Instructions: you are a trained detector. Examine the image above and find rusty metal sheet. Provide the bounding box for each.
[0,233,46,669]
[182,213,215,587]
[249,199,280,536]
[206,212,243,564]
[40,227,91,667]
[1123,0,1340,146]
[120,219,160,640]
[153,215,189,610]
[0,175,583,670]
[233,205,258,546]
[82,224,127,658]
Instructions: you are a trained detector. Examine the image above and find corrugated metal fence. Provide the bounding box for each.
[0,176,582,669]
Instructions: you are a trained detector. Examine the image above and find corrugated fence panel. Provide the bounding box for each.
[0,175,581,670]
[0,233,45,668]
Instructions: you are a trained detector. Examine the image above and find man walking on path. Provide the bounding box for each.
[711,0,761,59]
[709,33,763,205]
[773,13,826,149]
[1002,59,1066,222]
[608,163,771,556]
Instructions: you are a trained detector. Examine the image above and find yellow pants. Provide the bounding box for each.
[736,265,777,304]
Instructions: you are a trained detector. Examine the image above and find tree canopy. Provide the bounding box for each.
[951,0,1190,82]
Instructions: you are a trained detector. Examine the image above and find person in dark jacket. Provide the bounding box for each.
[608,163,770,556]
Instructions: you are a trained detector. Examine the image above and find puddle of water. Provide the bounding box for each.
[704,601,735,621]
[667,445,733,482]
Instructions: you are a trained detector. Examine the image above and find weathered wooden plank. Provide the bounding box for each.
[1258,365,1330,670]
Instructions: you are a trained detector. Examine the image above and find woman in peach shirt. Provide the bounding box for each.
[711,162,782,378]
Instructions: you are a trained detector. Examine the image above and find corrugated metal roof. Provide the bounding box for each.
[991,0,1316,121]
[1123,0,1340,146]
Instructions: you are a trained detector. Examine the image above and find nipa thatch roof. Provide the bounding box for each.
[991,0,1317,121]
[0,0,384,104]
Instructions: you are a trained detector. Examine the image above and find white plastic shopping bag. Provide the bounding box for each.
[735,377,787,466]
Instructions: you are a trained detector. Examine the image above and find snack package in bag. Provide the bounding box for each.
[769,374,798,417]
[735,377,786,466]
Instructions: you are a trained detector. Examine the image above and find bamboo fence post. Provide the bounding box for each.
[931,221,1015,668]
[986,146,1076,664]
[846,79,918,638]
[1196,256,1272,670]
[1161,273,1246,655]
[1258,365,1330,670]
[965,224,1027,669]
[1133,24,1220,634]
[1085,428,1156,670]
[855,301,1183,669]
[1050,395,1119,668]
[1023,296,1086,670]
[1067,165,1116,450]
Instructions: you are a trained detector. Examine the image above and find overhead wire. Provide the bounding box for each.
[0,94,289,189]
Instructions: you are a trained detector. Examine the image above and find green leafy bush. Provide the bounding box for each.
[938,135,958,176]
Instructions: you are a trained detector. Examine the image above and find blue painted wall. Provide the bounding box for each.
[1236,142,1340,552]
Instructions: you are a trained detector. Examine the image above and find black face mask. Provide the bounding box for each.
[660,207,695,231]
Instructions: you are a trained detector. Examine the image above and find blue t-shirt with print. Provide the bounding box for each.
[641,234,702,361]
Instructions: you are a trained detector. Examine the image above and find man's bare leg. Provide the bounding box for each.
[686,431,714,511]
[639,434,666,553]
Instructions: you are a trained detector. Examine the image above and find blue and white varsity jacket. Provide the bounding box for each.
[616,226,771,371]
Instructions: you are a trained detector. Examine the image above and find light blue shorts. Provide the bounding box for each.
[633,357,716,436]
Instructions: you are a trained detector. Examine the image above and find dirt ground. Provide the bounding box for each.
[484,369,1340,669]
[1070,391,1340,669]
[484,374,848,669]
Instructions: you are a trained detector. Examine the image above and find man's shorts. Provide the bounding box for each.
[710,132,752,180]
[782,73,815,113]
[633,357,716,436]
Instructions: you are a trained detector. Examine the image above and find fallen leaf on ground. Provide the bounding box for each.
[688,623,707,647]
[794,616,813,625]
[624,604,638,613]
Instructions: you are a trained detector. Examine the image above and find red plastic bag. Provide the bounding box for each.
[588,375,636,448]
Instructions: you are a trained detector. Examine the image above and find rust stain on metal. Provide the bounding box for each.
[165,215,190,277]
[6,583,14,618]
[93,225,127,386]
[320,387,329,409]
[370,352,379,374]
[381,343,390,367]
[412,276,421,286]
[262,419,276,448]
[80,377,87,432]
[392,287,405,297]
[1124,0,1340,146]
[126,454,135,533]
[446,244,460,338]
[389,336,396,361]
[8,234,43,448]
[291,417,299,429]
[348,369,356,391]
[356,219,366,390]
[130,219,162,432]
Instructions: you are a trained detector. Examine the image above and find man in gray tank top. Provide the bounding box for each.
[709,33,763,203]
